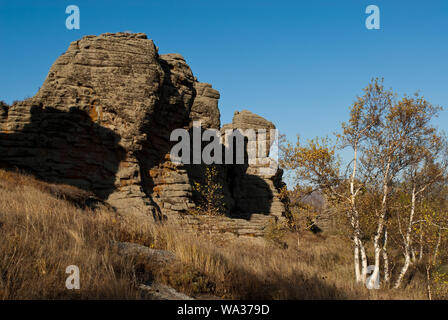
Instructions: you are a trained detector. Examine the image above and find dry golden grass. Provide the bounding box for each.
[0,169,430,300]
[0,169,142,299]
[146,224,428,299]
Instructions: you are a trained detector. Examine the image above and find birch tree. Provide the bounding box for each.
[362,93,442,288]
[337,78,390,282]
[280,79,446,288]
[394,158,447,288]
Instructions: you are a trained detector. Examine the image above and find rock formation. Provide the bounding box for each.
[0,32,287,235]
[222,110,285,218]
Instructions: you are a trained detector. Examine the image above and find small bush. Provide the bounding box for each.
[191,166,225,216]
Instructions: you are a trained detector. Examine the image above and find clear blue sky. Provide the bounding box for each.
[0,0,447,147]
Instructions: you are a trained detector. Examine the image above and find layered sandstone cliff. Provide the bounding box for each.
[0,32,286,235]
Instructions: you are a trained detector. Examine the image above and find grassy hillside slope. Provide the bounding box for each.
[0,169,427,299]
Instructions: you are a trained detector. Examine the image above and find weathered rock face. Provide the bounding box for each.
[0,32,286,234]
[222,110,286,218]
[189,82,221,129]
[1,33,167,216]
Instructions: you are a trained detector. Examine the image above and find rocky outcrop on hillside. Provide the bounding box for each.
[222,110,285,218]
[0,32,287,235]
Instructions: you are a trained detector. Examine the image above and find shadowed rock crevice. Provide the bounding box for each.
[184,130,275,219]
[136,53,196,220]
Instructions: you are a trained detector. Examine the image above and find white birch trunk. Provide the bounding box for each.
[395,254,411,289]
[359,238,368,282]
[394,186,416,288]
[354,237,361,283]
[433,229,441,263]
[367,162,390,289]
[418,224,424,261]
[382,228,390,284]
[349,145,365,283]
